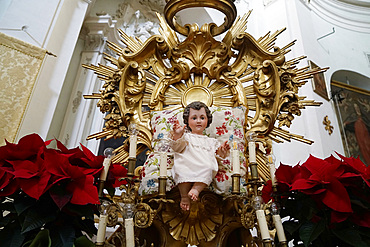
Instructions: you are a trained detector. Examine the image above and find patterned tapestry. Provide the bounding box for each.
[0,32,46,146]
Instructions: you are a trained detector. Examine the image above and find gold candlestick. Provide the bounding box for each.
[127,157,136,177]
[263,239,273,247]
[158,177,167,197]
[279,241,288,247]
[231,173,241,195]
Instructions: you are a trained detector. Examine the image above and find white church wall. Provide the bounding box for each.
[263,0,370,166]
[4,0,93,142]
[0,0,62,48]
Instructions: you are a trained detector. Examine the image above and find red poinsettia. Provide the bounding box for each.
[44,148,101,207]
[270,154,370,225]
[0,134,52,199]
[291,155,353,214]
[106,163,128,188]
[0,133,105,208]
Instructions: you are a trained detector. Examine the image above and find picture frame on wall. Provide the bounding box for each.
[331,80,370,166]
[309,60,329,100]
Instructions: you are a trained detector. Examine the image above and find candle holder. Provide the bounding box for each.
[158,176,167,197]
[96,200,111,246]
[253,196,271,242]
[250,162,259,180]
[247,132,258,180]
[231,173,241,195]
[279,241,288,247]
[98,147,114,197]
[127,157,136,177]
[262,239,273,247]
[271,202,287,245]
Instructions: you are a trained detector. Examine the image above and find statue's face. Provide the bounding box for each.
[188,108,208,135]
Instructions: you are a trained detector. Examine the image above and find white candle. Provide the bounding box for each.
[273,214,286,242]
[129,135,137,158]
[256,209,270,240]
[99,157,111,181]
[269,163,276,186]
[125,218,135,247]
[159,152,167,177]
[232,150,240,174]
[96,214,107,243]
[249,141,256,163]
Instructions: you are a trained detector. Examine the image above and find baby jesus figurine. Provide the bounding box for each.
[170,101,230,211]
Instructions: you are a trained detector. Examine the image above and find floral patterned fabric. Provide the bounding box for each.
[0,32,46,146]
[138,106,247,196]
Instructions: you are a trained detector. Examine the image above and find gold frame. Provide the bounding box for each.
[309,60,329,100]
[331,80,370,165]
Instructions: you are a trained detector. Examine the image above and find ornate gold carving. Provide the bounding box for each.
[84,6,326,164]
[164,0,237,36]
[162,192,223,246]
[84,1,329,246]
[323,115,334,135]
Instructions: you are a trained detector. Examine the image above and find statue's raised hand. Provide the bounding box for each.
[172,120,186,140]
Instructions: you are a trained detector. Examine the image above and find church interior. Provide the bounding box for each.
[0,0,369,246]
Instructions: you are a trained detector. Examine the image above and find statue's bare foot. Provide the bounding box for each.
[180,197,190,211]
[188,188,200,201]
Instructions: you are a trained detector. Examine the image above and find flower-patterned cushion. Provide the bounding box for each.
[138,106,247,196]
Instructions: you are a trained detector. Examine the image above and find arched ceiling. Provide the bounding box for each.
[306,0,370,33]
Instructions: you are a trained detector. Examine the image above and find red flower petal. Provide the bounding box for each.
[68,176,100,205]
[322,179,352,213]
[276,163,301,186]
[331,211,350,224]
[351,210,370,227]
[261,180,273,203]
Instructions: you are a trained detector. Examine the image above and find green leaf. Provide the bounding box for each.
[332,227,369,247]
[299,220,325,247]
[0,201,16,211]
[283,220,301,235]
[73,236,95,247]
[58,224,75,247]
[21,205,57,234]
[0,221,25,247]
[14,195,36,216]
[106,187,116,198]
[28,229,51,247]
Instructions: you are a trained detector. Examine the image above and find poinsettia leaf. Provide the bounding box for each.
[74,236,95,247]
[28,229,51,247]
[49,184,73,209]
[44,139,53,147]
[21,205,57,234]
[72,217,97,237]
[0,213,15,227]
[332,227,369,247]
[14,195,36,216]
[80,144,97,162]
[299,220,325,247]
[283,220,301,235]
[106,187,116,198]
[322,179,352,213]
[69,176,100,205]
[0,221,24,247]
[0,200,16,212]
[55,139,70,153]
[58,224,75,247]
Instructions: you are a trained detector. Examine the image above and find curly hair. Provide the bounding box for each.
[183,101,212,131]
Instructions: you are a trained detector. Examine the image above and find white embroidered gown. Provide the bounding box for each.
[171,133,220,185]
